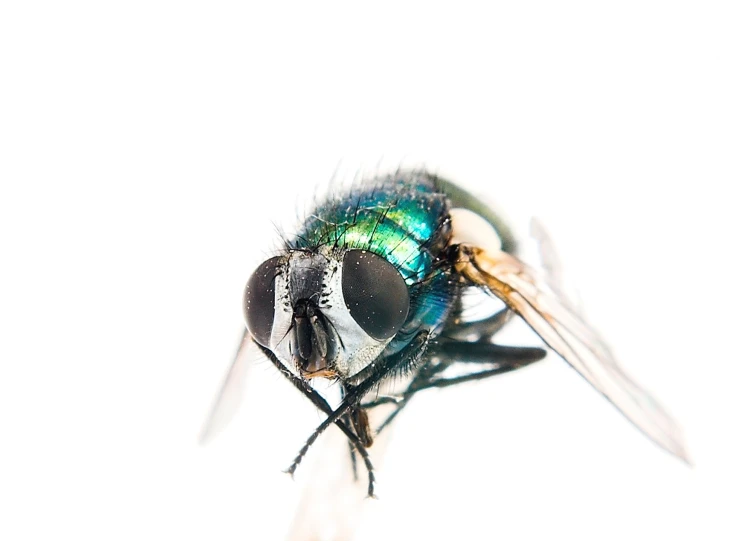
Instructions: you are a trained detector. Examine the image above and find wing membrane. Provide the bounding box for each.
[199,329,257,444]
[454,245,690,463]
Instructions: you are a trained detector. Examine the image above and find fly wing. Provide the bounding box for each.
[529,217,569,300]
[198,329,258,444]
[454,244,690,463]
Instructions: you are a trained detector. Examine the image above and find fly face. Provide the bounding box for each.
[243,247,410,381]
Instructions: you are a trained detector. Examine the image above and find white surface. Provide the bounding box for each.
[1,2,754,540]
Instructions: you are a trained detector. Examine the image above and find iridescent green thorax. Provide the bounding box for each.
[292,173,451,286]
[290,172,457,356]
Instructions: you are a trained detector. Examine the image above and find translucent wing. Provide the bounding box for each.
[198,329,257,444]
[528,217,588,320]
[454,244,690,463]
[529,216,568,299]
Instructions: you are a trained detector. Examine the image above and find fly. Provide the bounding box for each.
[203,169,689,497]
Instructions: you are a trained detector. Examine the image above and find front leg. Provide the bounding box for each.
[286,331,431,496]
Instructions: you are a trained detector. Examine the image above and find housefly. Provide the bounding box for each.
[202,169,689,498]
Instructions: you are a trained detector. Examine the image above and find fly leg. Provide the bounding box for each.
[364,341,547,435]
[440,306,514,342]
[285,331,431,496]
[256,343,378,495]
[429,340,546,366]
[340,385,360,482]
[343,404,376,482]
[360,358,449,436]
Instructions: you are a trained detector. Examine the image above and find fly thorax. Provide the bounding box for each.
[244,248,410,381]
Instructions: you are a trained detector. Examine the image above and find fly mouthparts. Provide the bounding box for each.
[293,299,334,377]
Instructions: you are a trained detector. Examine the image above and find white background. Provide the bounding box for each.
[2,2,755,540]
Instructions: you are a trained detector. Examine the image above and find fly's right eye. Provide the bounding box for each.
[243,257,280,346]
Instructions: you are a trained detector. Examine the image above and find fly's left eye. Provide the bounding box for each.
[243,257,280,346]
[341,250,409,340]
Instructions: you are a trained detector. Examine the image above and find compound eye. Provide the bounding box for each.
[243,257,281,346]
[341,250,409,340]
